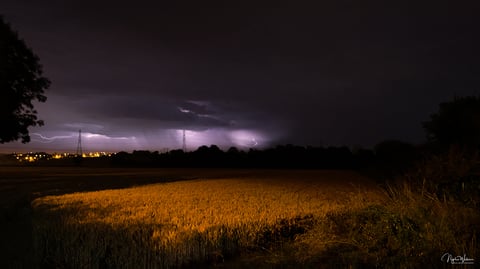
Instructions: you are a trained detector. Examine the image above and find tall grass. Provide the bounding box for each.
[295,182,479,268]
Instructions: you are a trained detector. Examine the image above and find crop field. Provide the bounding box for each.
[1,166,478,268]
[0,167,255,268]
[31,171,382,268]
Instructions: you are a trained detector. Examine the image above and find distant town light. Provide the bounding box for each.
[11,151,115,163]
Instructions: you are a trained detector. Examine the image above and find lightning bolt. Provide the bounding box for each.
[31,133,75,143]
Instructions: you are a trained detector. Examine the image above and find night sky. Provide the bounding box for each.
[1,1,479,153]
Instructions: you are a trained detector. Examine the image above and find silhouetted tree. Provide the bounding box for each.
[110,144,368,169]
[374,140,415,161]
[352,148,375,169]
[111,151,131,165]
[226,146,239,155]
[191,145,224,167]
[423,96,480,148]
[0,16,50,143]
[374,140,417,177]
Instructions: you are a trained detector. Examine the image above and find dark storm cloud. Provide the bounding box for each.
[76,95,233,130]
[0,0,479,152]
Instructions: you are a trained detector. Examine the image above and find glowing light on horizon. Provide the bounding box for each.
[229,130,266,148]
[173,128,269,150]
[174,129,210,150]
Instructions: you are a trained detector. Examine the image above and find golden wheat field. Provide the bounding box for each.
[31,170,385,268]
[31,169,480,268]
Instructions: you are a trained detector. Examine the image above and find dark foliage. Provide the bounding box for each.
[423,96,480,149]
[404,145,480,207]
[109,144,403,171]
[322,205,442,268]
[111,145,355,169]
[0,16,50,143]
[373,140,419,179]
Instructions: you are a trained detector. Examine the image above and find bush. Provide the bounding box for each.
[404,145,480,207]
[294,183,480,268]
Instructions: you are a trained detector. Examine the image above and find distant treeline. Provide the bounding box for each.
[110,140,423,175]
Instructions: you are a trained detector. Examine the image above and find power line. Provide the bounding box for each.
[76,129,83,157]
[182,129,187,152]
